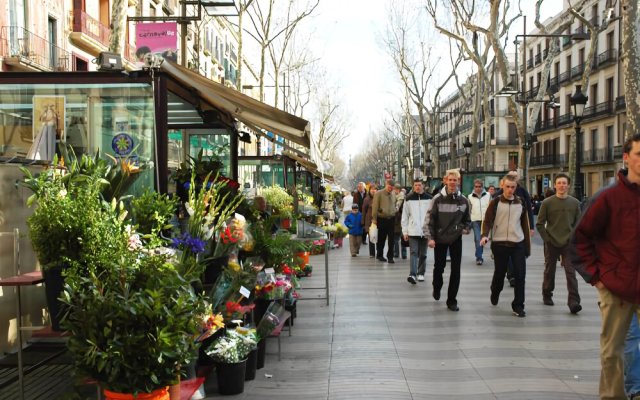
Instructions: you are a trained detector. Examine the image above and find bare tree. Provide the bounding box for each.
[311,90,350,171]
[620,0,640,136]
[243,0,319,102]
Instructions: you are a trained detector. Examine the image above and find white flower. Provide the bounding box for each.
[57,188,67,198]
[185,202,195,217]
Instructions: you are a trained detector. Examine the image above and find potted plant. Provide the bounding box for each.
[261,185,294,226]
[204,329,255,395]
[62,241,207,398]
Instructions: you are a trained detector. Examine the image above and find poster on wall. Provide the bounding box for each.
[27,95,65,160]
[135,22,178,66]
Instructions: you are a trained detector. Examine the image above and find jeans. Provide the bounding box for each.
[393,233,407,259]
[376,217,394,260]
[625,314,640,396]
[542,242,580,308]
[471,221,484,261]
[433,236,462,306]
[408,237,428,277]
[491,242,526,311]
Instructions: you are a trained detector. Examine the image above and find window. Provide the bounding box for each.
[0,82,156,193]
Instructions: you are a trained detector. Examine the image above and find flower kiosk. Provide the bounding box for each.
[0,60,311,398]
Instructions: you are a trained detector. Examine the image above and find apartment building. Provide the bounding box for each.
[523,0,624,197]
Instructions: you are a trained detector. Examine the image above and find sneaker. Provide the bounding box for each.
[476,259,483,265]
[407,275,417,284]
[417,275,425,282]
[543,297,554,306]
[508,278,516,287]
[388,259,395,264]
[512,308,526,318]
[490,291,499,306]
[432,288,441,301]
[377,257,387,262]
[569,304,582,314]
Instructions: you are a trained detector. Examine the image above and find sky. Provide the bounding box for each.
[303,0,564,167]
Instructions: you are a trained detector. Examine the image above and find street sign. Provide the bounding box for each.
[543,177,549,189]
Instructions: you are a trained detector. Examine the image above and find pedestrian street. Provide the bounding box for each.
[207,233,600,399]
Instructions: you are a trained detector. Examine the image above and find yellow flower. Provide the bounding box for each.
[211,313,225,329]
[228,260,241,271]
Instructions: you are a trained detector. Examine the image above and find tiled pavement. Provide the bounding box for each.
[204,234,601,400]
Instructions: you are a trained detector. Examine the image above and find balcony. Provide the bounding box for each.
[530,154,561,167]
[562,36,572,49]
[556,113,574,127]
[526,59,533,69]
[582,147,620,164]
[558,70,570,85]
[534,53,542,65]
[570,63,585,80]
[548,76,559,93]
[597,48,617,68]
[494,138,519,146]
[583,100,613,120]
[69,9,110,56]
[0,26,71,71]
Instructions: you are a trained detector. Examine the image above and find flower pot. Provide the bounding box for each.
[215,359,247,395]
[103,387,169,400]
[43,265,67,331]
[256,339,267,370]
[203,255,229,285]
[295,251,310,266]
[244,349,258,381]
[281,218,291,229]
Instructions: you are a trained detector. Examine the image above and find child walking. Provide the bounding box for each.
[344,204,364,257]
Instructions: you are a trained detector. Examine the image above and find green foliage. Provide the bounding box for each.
[249,218,309,271]
[172,148,225,184]
[261,185,294,219]
[131,189,178,247]
[24,164,125,270]
[62,252,205,394]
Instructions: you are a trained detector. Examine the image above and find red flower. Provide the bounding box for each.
[282,266,293,275]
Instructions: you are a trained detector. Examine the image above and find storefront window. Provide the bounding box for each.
[0,82,156,192]
[167,128,231,192]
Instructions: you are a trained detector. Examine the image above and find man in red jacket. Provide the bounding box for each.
[573,133,640,399]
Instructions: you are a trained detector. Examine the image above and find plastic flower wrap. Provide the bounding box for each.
[256,302,288,340]
[229,326,258,355]
[243,256,265,273]
[254,271,292,300]
[194,304,224,343]
[206,334,244,363]
[222,300,255,323]
[213,214,246,258]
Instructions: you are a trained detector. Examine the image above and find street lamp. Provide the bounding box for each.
[425,156,433,189]
[571,84,588,201]
[463,136,473,171]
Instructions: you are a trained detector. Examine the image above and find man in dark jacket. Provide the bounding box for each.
[353,182,368,243]
[423,169,471,312]
[572,133,640,399]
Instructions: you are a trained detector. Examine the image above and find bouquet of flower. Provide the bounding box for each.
[256,302,288,340]
[205,332,250,363]
[254,271,292,300]
[228,327,258,355]
[213,214,253,258]
[334,223,348,239]
[193,304,225,343]
[221,300,255,324]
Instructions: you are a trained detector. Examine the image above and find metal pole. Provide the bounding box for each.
[575,123,583,201]
[180,0,187,66]
[522,16,528,186]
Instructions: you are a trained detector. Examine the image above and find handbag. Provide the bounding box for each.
[368,223,378,244]
[401,237,410,248]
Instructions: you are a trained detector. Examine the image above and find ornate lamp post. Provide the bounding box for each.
[571,85,588,201]
[463,137,473,171]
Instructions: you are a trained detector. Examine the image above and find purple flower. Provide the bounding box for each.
[183,182,191,189]
[171,232,206,254]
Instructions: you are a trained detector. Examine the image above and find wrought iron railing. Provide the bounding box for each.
[0,26,71,71]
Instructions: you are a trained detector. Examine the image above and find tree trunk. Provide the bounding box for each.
[108,0,126,54]
[622,0,640,137]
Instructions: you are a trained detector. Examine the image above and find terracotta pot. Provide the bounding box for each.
[103,387,169,400]
[295,251,310,266]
